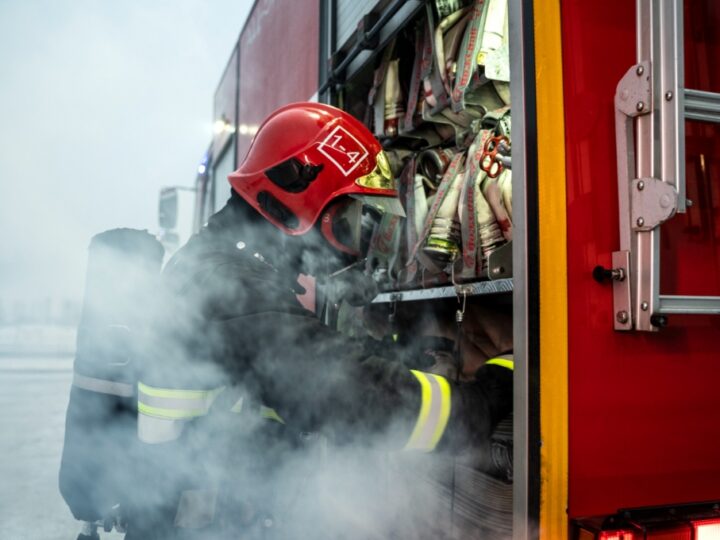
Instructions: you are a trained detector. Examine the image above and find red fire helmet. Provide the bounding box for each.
[228,102,402,236]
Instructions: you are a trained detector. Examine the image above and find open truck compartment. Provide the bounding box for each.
[321,2,515,537]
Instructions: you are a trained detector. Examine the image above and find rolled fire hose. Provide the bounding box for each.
[383,59,405,137]
[417,147,456,188]
[413,174,430,238]
[475,172,506,267]
[477,0,507,66]
[497,168,512,218]
[423,161,466,263]
[481,173,512,242]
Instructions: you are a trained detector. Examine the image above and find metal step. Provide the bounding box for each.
[658,295,720,315]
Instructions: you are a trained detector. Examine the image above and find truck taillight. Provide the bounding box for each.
[645,525,691,539]
[693,518,720,539]
[581,526,693,539]
[575,503,720,540]
[598,531,635,540]
[579,524,694,539]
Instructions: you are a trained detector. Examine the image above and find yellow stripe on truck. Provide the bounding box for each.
[534,0,570,538]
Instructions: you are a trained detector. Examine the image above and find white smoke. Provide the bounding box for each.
[0,1,254,538]
[50,215,513,539]
[0,2,516,538]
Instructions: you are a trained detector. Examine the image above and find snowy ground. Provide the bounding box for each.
[0,357,123,540]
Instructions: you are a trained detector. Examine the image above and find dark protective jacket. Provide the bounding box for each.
[130,196,513,538]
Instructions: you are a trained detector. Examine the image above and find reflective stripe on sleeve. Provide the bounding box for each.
[73,372,134,397]
[404,370,452,452]
[230,397,244,413]
[137,382,224,444]
[229,399,284,424]
[137,382,224,419]
[259,405,285,425]
[485,356,514,370]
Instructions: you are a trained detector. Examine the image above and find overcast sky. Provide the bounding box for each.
[0,0,254,306]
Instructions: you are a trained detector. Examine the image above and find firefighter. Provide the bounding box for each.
[128,102,513,539]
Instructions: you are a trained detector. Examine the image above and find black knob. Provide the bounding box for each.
[650,314,668,328]
[593,266,610,283]
[593,265,625,283]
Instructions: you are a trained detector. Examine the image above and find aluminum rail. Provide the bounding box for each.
[658,295,720,315]
[318,0,425,95]
[684,88,720,123]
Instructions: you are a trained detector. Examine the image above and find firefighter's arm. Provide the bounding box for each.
[159,255,513,453]
[238,311,513,452]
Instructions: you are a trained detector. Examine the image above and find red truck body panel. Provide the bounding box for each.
[562,0,720,518]
[236,0,320,167]
[214,46,239,157]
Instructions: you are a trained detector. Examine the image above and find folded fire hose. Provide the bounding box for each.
[361,0,512,290]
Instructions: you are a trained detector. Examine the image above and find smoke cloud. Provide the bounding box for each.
[0,2,253,538]
[0,2,516,537]
[56,208,514,539]
[0,0,253,309]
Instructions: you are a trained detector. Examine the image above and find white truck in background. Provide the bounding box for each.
[157,185,197,257]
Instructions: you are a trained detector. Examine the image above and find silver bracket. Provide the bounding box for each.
[615,61,652,119]
[614,61,652,248]
[487,241,513,281]
[613,62,652,332]
[612,250,632,331]
[630,177,678,231]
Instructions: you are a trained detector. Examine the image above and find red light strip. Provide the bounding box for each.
[599,531,634,540]
[693,519,720,540]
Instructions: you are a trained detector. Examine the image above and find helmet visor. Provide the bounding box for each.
[355,151,394,191]
[321,194,403,257]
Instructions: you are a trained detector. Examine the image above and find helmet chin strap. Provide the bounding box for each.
[320,205,361,257]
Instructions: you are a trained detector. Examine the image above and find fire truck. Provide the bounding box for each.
[157,0,720,538]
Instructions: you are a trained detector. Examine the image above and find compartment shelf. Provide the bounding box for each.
[371,278,513,303]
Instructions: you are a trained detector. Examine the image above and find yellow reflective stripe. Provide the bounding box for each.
[137,384,224,421]
[230,397,244,414]
[405,370,432,449]
[404,370,452,452]
[138,402,208,420]
[485,357,514,371]
[430,374,451,448]
[138,382,219,399]
[260,405,285,424]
